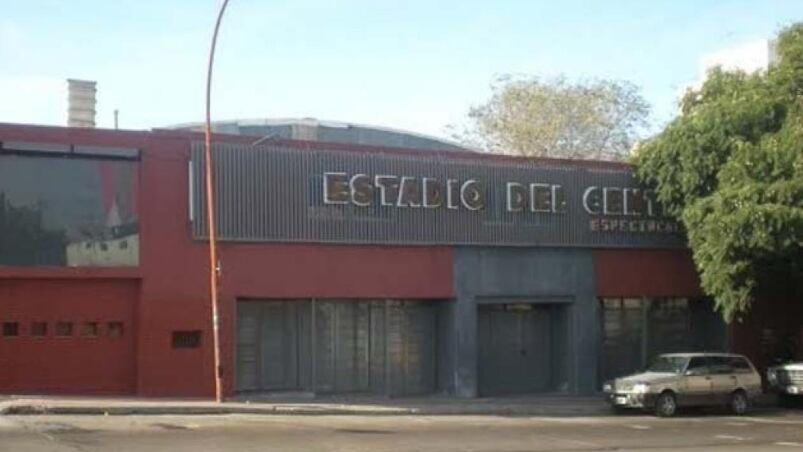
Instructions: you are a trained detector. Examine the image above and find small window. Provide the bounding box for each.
[107,322,124,338]
[31,322,48,337]
[2,322,19,337]
[172,330,201,349]
[119,240,128,250]
[730,357,753,373]
[80,322,99,337]
[686,357,710,375]
[100,242,108,251]
[56,322,73,337]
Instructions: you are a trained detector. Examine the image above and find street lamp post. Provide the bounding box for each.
[204,0,230,403]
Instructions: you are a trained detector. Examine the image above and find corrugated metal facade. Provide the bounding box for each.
[190,142,685,249]
[236,299,438,396]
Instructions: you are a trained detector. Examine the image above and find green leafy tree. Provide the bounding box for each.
[452,76,650,160]
[634,24,803,321]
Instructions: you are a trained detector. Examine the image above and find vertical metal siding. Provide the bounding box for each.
[191,141,684,248]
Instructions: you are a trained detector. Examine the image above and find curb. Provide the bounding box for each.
[0,404,417,417]
[0,403,611,417]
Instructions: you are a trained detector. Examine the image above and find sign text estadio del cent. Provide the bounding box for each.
[322,172,680,234]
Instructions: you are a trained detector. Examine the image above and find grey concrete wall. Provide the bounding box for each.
[448,247,599,397]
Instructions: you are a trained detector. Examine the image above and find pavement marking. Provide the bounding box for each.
[714,434,747,441]
[725,422,749,426]
[628,424,651,430]
[737,416,803,425]
[774,442,803,447]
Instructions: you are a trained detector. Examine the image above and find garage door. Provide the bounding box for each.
[0,280,137,395]
[478,304,554,395]
[236,299,437,396]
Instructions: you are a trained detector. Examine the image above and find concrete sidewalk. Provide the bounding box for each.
[0,393,610,417]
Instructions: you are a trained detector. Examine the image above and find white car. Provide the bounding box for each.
[767,361,803,405]
[603,353,762,417]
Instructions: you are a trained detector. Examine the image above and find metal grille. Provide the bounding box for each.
[191,142,686,248]
[780,369,803,385]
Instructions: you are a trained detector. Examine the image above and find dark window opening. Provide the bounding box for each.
[31,322,48,337]
[56,322,73,337]
[2,322,19,337]
[108,321,124,338]
[172,330,201,349]
[80,322,99,337]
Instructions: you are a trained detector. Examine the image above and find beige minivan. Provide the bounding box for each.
[603,353,762,417]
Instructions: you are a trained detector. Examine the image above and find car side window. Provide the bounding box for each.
[686,357,710,375]
[729,357,752,374]
[708,356,733,374]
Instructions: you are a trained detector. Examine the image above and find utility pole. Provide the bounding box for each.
[204,0,231,403]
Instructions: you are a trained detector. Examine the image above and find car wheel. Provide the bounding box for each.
[730,390,749,415]
[655,392,677,417]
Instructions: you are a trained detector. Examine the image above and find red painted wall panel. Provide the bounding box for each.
[0,279,137,395]
[220,243,453,300]
[593,249,703,297]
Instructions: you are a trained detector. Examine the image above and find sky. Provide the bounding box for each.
[1,0,801,141]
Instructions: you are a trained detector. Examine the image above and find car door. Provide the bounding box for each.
[681,356,712,406]
[730,356,761,394]
[708,356,737,404]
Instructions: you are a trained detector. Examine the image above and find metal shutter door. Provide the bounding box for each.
[260,302,299,390]
[236,303,260,391]
[401,301,437,395]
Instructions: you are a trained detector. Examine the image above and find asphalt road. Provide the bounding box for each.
[1,411,803,451]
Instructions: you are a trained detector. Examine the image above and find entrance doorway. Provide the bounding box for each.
[478,303,562,395]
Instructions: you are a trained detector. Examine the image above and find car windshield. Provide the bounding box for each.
[646,356,689,373]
